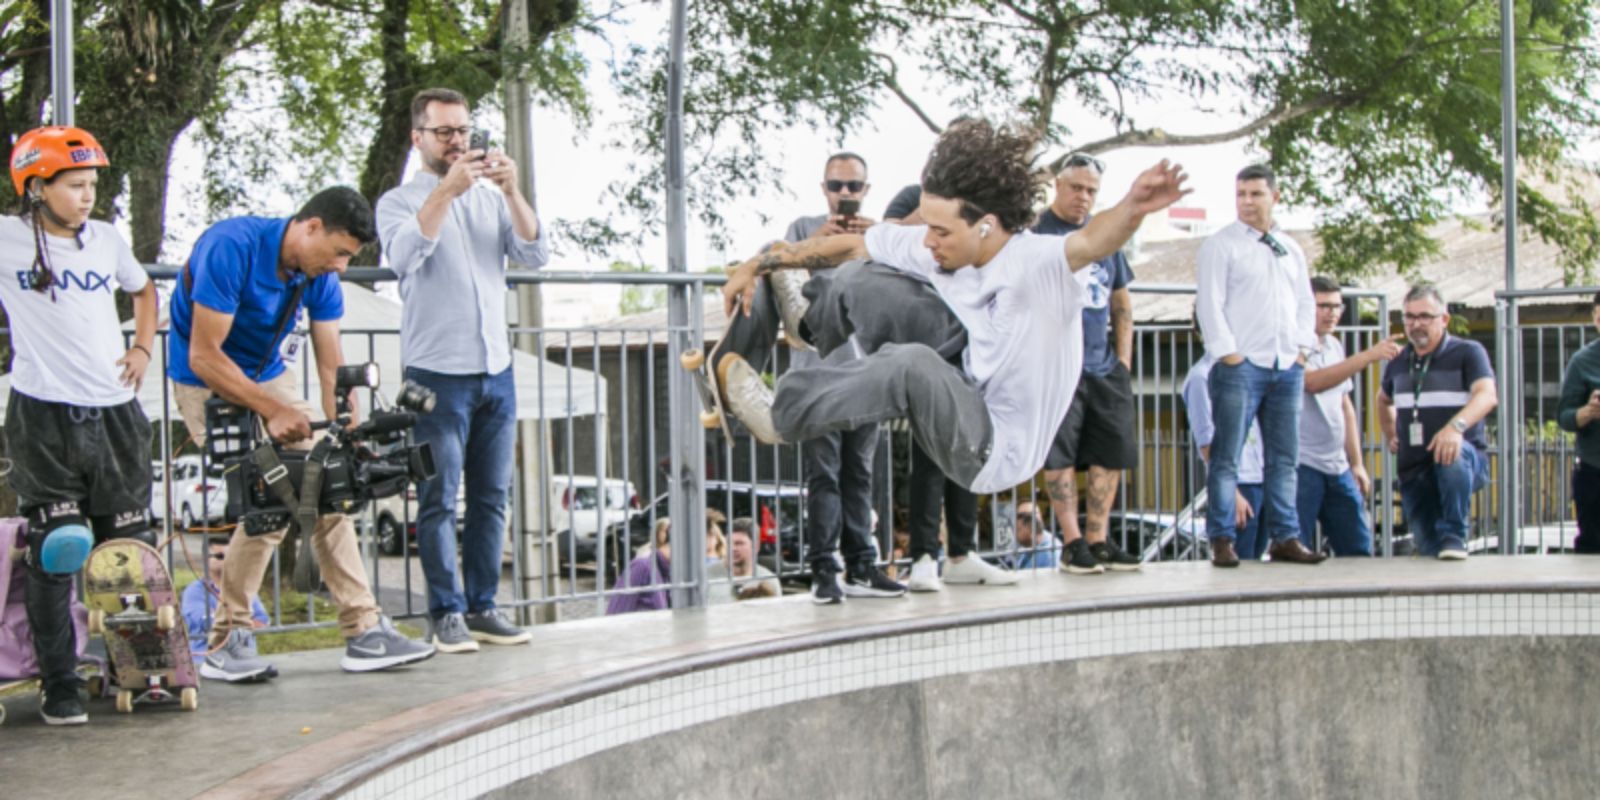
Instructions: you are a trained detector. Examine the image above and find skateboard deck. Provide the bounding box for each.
[83,539,198,713]
[681,335,733,441]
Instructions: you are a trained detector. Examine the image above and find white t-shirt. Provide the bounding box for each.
[865,224,1084,494]
[0,217,148,406]
[1299,334,1353,474]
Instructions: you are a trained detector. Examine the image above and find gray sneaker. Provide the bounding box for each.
[717,353,784,444]
[200,628,276,683]
[769,269,813,351]
[429,612,480,654]
[466,608,532,645]
[341,616,436,673]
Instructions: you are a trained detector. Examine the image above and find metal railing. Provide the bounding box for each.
[3,270,1583,638]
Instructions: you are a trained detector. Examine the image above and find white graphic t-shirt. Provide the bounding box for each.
[0,217,149,406]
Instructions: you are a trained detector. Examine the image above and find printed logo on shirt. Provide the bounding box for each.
[1078,262,1111,310]
[13,269,113,293]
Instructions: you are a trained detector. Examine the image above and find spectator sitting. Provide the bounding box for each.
[607,518,672,615]
[182,538,269,666]
[705,508,727,565]
[1011,501,1062,569]
[706,519,781,605]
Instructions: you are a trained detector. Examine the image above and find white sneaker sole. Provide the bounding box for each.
[842,583,907,599]
[433,637,481,654]
[41,710,88,725]
[200,662,273,683]
[1102,562,1142,572]
[906,578,943,593]
[811,593,844,605]
[1437,550,1468,561]
[1059,563,1105,575]
[340,646,437,673]
[470,629,532,645]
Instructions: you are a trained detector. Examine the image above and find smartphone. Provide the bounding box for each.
[469,130,491,156]
[836,198,861,219]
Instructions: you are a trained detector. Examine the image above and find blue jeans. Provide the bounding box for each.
[1399,443,1488,556]
[1206,361,1303,546]
[406,366,517,618]
[1296,465,1373,556]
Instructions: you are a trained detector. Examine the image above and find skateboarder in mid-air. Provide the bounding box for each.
[716,119,1189,501]
[1,126,160,725]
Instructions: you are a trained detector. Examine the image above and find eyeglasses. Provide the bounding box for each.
[824,180,866,193]
[415,125,473,141]
[1403,313,1442,323]
[1259,233,1288,257]
[1063,152,1105,174]
[1316,303,1345,312]
[209,552,226,561]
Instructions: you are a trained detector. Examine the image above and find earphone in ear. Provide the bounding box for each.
[979,222,992,238]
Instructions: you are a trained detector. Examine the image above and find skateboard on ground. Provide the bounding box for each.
[681,332,733,440]
[83,539,198,713]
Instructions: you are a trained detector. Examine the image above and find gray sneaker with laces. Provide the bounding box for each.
[769,269,813,351]
[341,616,437,673]
[716,353,784,444]
[429,612,480,654]
[200,628,276,683]
[466,608,532,645]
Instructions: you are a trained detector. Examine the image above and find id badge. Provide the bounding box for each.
[1408,421,1425,447]
[281,331,307,365]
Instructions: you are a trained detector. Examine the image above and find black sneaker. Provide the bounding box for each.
[1059,538,1105,575]
[810,572,844,605]
[40,682,87,726]
[843,565,907,598]
[1089,539,1143,572]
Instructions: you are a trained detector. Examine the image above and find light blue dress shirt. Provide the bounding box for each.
[376,172,550,375]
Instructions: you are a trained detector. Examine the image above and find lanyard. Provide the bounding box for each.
[1408,336,1444,412]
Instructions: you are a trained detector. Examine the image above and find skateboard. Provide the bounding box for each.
[681,335,733,440]
[83,539,199,713]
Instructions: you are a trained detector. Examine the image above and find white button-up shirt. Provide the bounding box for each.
[1195,220,1316,368]
[376,172,550,375]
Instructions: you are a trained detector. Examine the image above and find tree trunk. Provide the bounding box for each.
[127,132,179,264]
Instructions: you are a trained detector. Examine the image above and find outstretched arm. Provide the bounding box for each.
[1064,160,1189,270]
[721,234,868,317]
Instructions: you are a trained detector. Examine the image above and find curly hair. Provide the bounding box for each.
[919,119,1043,233]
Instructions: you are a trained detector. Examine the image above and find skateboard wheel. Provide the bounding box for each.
[180,687,199,711]
[88,608,105,635]
[680,348,705,371]
[156,604,178,632]
[116,690,134,714]
[86,676,105,698]
[699,410,722,429]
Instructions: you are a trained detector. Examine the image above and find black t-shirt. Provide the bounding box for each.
[1380,335,1494,480]
[883,184,921,221]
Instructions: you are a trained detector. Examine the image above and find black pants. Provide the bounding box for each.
[6,391,153,690]
[804,424,880,574]
[1574,462,1600,554]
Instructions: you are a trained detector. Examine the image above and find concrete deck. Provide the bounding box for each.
[3,556,1596,799]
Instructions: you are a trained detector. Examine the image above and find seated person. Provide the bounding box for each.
[182,538,269,667]
[607,519,672,615]
[1008,501,1062,569]
[706,519,781,604]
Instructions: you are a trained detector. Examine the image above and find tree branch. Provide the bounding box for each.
[1063,93,1347,163]
[872,53,940,133]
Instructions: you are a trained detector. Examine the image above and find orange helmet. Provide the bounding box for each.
[10,126,109,196]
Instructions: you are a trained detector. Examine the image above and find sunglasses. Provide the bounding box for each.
[1259,233,1288,258]
[824,180,866,193]
[1063,152,1105,174]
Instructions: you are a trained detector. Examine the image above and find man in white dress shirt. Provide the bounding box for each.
[1194,164,1324,567]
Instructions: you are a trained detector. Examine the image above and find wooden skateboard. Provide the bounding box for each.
[681,335,733,440]
[83,539,198,714]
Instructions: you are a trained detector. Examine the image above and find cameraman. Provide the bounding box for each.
[168,187,435,681]
[375,88,547,653]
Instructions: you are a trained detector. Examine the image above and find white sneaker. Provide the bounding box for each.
[943,555,1020,586]
[769,269,813,351]
[717,354,784,444]
[906,554,943,593]
[1437,548,1468,561]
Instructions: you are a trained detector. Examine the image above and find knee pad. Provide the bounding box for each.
[91,509,157,547]
[24,502,94,575]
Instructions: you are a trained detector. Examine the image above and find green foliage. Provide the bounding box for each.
[610,260,667,316]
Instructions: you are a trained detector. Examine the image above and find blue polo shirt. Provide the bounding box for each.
[1380,334,1494,481]
[167,217,344,387]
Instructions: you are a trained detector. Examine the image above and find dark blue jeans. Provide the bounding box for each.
[1233,483,1266,560]
[1206,360,1303,546]
[1296,465,1374,556]
[1400,443,1488,556]
[405,366,517,618]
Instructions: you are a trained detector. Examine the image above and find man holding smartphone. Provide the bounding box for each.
[376,88,549,653]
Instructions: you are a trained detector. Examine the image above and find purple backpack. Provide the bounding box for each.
[0,518,90,681]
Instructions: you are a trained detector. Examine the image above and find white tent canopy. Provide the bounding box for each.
[0,283,605,424]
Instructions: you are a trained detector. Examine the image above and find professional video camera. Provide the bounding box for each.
[206,363,438,536]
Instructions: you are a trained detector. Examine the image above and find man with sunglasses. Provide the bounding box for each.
[1194,164,1323,567]
[1031,153,1143,575]
[376,88,547,653]
[1295,276,1403,557]
[1377,285,1497,560]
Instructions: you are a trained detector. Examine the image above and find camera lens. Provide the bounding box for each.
[395,381,437,414]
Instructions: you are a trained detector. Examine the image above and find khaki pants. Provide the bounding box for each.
[174,371,380,640]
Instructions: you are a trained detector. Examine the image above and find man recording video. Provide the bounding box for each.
[167,187,435,682]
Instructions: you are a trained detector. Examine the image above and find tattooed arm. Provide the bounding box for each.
[722,234,868,317]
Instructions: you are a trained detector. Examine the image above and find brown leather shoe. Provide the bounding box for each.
[1268,537,1328,564]
[1211,538,1240,568]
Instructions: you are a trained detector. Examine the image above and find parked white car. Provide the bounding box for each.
[546,476,639,536]
[150,455,228,530]
[368,485,468,556]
